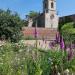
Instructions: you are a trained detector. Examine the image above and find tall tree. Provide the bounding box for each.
[61,22,75,47]
[27,11,39,18]
[0,9,24,42]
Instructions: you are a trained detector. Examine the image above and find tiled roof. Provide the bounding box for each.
[22,27,58,40]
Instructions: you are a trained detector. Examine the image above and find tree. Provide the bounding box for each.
[61,22,75,49]
[0,9,24,42]
[59,16,73,31]
[27,11,39,18]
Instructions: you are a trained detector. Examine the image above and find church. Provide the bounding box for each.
[22,0,75,41]
[28,0,59,29]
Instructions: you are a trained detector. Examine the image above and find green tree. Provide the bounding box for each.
[0,9,24,42]
[61,22,75,47]
[27,11,39,18]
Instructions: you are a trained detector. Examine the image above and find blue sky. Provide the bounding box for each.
[0,0,75,19]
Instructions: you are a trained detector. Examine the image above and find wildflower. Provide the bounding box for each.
[64,69,69,75]
[49,42,51,48]
[55,33,58,43]
[72,44,75,49]
[57,72,60,75]
[0,63,3,65]
[23,57,25,60]
[34,27,38,38]
[2,54,5,57]
[11,69,13,71]
[21,65,24,67]
[60,36,65,49]
[68,48,73,61]
[17,58,20,61]
[19,49,23,52]
[50,42,55,49]
[56,33,60,43]
[57,34,60,43]
[0,57,3,61]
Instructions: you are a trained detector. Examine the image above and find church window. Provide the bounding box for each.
[44,3,48,13]
[51,2,54,8]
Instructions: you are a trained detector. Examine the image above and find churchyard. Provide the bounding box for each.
[0,10,75,75]
[0,0,75,74]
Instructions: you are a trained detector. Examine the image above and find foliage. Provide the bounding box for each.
[0,9,25,42]
[27,11,39,19]
[0,42,75,75]
[59,16,73,31]
[23,36,36,40]
[61,22,75,45]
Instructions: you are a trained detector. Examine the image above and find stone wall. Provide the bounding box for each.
[22,27,58,40]
[22,40,59,50]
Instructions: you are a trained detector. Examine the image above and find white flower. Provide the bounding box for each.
[0,63,3,65]
[64,69,69,75]
[51,62,53,65]
[19,49,23,52]
[57,72,60,75]
[23,57,25,60]
[17,58,20,61]
[0,57,3,61]
[11,69,13,71]
[2,54,5,57]
[21,65,24,67]
[65,69,69,73]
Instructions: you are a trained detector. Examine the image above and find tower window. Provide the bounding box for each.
[45,3,47,9]
[51,2,54,8]
[44,3,48,13]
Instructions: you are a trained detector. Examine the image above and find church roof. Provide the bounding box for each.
[59,14,75,24]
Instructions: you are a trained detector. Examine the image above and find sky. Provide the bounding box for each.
[0,0,75,19]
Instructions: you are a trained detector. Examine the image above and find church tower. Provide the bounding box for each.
[43,0,59,29]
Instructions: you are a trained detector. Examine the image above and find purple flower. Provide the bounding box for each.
[68,49,73,61]
[34,28,38,38]
[66,44,74,61]
[49,42,51,48]
[49,42,55,49]
[35,28,37,38]
[56,33,60,43]
[60,36,65,49]
[72,44,75,49]
[55,33,58,43]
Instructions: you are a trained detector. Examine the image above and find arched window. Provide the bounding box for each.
[45,3,47,9]
[51,2,54,8]
[44,2,48,13]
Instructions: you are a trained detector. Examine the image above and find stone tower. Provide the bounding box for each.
[43,0,59,29]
